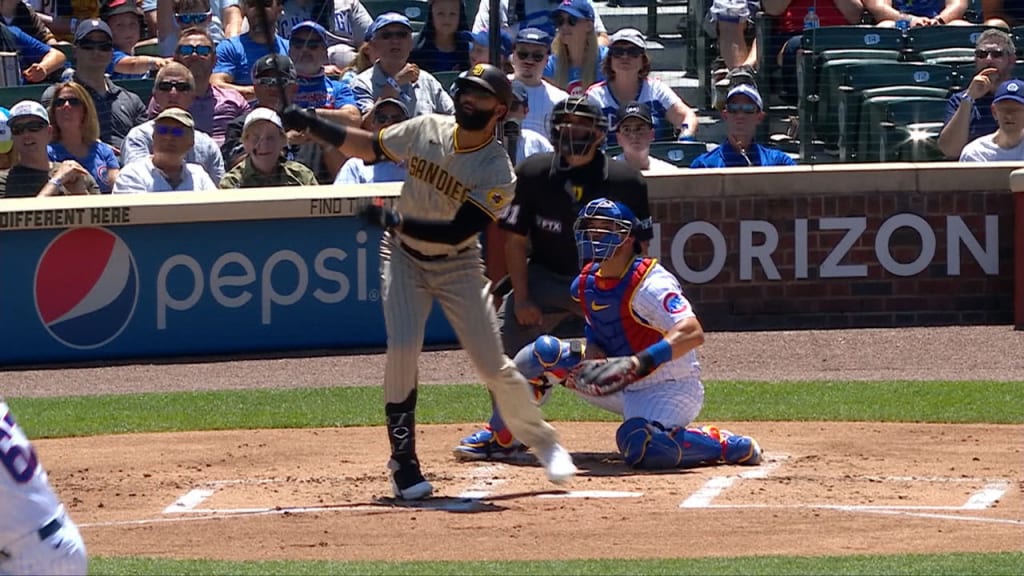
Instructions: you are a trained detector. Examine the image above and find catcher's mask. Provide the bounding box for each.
[574,198,637,266]
[549,96,608,164]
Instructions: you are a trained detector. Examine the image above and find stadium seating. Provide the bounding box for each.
[431,70,461,92]
[649,141,711,167]
[364,0,429,32]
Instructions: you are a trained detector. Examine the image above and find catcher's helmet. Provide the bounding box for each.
[453,63,514,106]
[549,96,608,163]
[574,198,638,266]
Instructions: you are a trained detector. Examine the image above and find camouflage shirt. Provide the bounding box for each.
[219,157,319,189]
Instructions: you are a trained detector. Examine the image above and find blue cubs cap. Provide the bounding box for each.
[464,29,513,56]
[515,27,552,48]
[726,83,763,110]
[292,20,329,42]
[553,0,596,21]
[366,12,413,41]
[994,79,1024,105]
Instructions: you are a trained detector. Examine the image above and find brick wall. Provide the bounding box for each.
[645,165,1018,331]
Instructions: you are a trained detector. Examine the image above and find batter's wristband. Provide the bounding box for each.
[637,339,673,373]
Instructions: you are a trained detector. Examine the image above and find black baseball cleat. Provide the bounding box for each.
[388,458,433,500]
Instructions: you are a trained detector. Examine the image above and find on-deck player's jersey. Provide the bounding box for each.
[0,402,62,545]
[570,258,700,388]
[378,114,517,258]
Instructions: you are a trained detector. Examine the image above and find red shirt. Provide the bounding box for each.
[778,0,851,35]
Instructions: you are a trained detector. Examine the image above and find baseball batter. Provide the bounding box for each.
[457,199,762,469]
[1,401,87,576]
[283,63,576,500]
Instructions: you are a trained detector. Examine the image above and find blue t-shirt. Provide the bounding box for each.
[543,45,608,97]
[689,141,796,168]
[213,33,289,85]
[48,142,120,194]
[294,74,357,110]
[945,91,997,144]
[410,46,468,73]
[108,49,147,81]
[893,0,945,18]
[9,24,51,83]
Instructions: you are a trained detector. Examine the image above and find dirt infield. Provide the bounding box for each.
[4,326,1023,562]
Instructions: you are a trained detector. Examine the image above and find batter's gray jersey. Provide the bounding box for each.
[378,114,516,257]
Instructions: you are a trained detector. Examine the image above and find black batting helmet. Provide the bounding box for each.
[454,63,514,106]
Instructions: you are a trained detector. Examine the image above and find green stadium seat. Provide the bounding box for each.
[117,78,155,106]
[919,48,974,65]
[800,26,905,53]
[648,141,710,167]
[856,96,948,162]
[905,25,994,54]
[0,84,48,109]
[364,0,429,32]
[134,43,162,57]
[431,70,461,91]
[804,56,901,148]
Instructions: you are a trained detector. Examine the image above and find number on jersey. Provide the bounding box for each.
[1,409,40,484]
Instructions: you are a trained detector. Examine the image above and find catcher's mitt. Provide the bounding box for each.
[563,356,641,397]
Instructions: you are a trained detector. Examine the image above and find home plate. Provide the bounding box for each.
[537,490,643,499]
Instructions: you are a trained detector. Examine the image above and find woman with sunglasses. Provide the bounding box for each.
[47,81,120,194]
[543,0,607,96]
[0,100,99,198]
[410,0,472,73]
[585,27,698,148]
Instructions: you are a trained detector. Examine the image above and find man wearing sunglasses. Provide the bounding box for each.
[510,27,568,136]
[352,12,455,122]
[114,108,219,193]
[0,100,99,198]
[40,19,147,153]
[335,97,409,184]
[123,63,226,184]
[690,84,795,168]
[212,0,290,100]
[472,0,609,46]
[288,20,359,125]
[938,29,1018,159]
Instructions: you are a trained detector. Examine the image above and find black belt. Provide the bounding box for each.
[0,518,61,560]
[400,243,471,262]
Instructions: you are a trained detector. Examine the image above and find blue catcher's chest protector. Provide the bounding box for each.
[573,258,663,357]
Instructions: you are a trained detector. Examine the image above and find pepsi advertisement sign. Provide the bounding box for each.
[2,218,455,365]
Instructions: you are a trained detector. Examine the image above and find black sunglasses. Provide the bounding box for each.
[378,30,410,40]
[255,76,294,86]
[553,14,579,27]
[157,80,193,92]
[77,40,113,52]
[54,97,83,108]
[609,46,644,58]
[975,48,1007,59]
[726,103,759,114]
[10,121,47,135]
[177,44,213,57]
[515,49,546,63]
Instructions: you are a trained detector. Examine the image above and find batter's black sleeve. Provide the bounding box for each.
[399,201,493,245]
[624,176,653,242]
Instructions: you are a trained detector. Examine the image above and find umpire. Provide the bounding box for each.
[499,96,653,356]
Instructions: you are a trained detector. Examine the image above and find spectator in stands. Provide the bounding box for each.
[762,1,865,103]
[959,78,1024,162]
[47,81,121,193]
[103,0,169,80]
[340,40,377,84]
[983,0,1024,29]
[222,54,344,182]
[610,101,678,174]
[544,0,607,96]
[220,107,317,187]
[0,100,99,198]
[472,0,609,46]
[0,0,57,45]
[149,28,250,146]
[41,19,147,152]
[505,81,553,165]
[289,20,360,126]
[410,0,471,73]
[690,84,796,168]
[865,0,971,27]
[34,0,100,43]
[585,27,698,147]
[351,12,455,120]
[510,27,567,136]
[276,1,373,69]
[467,28,514,71]
[938,29,1017,159]
[334,97,409,184]
[152,0,242,53]
[705,0,760,99]
[212,0,290,100]
[0,15,66,84]
[115,108,219,192]
[123,63,225,182]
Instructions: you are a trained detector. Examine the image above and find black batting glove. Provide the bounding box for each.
[360,202,402,230]
[281,105,316,132]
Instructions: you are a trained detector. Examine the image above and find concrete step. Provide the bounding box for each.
[643,36,687,71]
[596,3,690,38]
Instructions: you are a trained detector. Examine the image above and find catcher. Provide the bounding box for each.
[455,198,762,469]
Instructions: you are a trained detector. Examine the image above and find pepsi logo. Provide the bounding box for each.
[34,228,139,350]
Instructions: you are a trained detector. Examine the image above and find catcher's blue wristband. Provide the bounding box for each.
[638,339,673,370]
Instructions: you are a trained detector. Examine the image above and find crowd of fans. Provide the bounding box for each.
[0,0,1021,199]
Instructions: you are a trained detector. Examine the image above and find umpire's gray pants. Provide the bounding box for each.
[498,262,585,357]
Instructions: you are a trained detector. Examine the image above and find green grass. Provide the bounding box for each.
[87,552,1024,575]
[7,380,1022,438]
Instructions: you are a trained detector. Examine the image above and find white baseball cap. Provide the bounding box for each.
[243,107,284,133]
[8,100,50,124]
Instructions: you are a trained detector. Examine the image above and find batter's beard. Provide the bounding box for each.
[455,107,494,131]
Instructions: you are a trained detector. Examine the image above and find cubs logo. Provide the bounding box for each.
[662,292,688,314]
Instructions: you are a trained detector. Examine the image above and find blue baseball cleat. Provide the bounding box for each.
[453,427,528,461]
